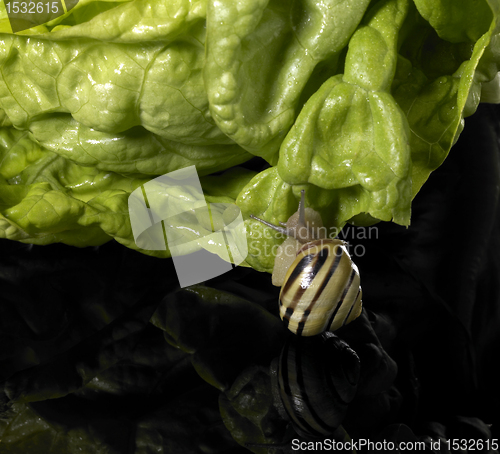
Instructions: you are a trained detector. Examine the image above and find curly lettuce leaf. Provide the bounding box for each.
[413,0,493,43]
[28,116,252,176]
[0,0,199,39]
[3,293,161,404]
[278,0,412,223]
[204,0,371,162]
[151,285,287,391]
[0,128,137,247]
[0,369,242,454]
[390,1,499,192]
[0,0,257,258]
[1,0,500,270]
[0,26,227,145]
[0,127,253,257]
[239,0,500,272]
[0,331,239,454]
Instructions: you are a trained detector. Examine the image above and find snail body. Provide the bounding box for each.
[271,332,360,439]
[280,239,362,336]
[251,191,363,336]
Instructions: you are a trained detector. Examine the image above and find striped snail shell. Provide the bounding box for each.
[250,190,363,336]
[270,332,360,439]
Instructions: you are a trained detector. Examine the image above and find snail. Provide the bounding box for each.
[271,332,360,439]
[250,190,363,336]
[244,332,360,451]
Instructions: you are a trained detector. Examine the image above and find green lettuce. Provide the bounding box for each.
[0,0,499,271]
